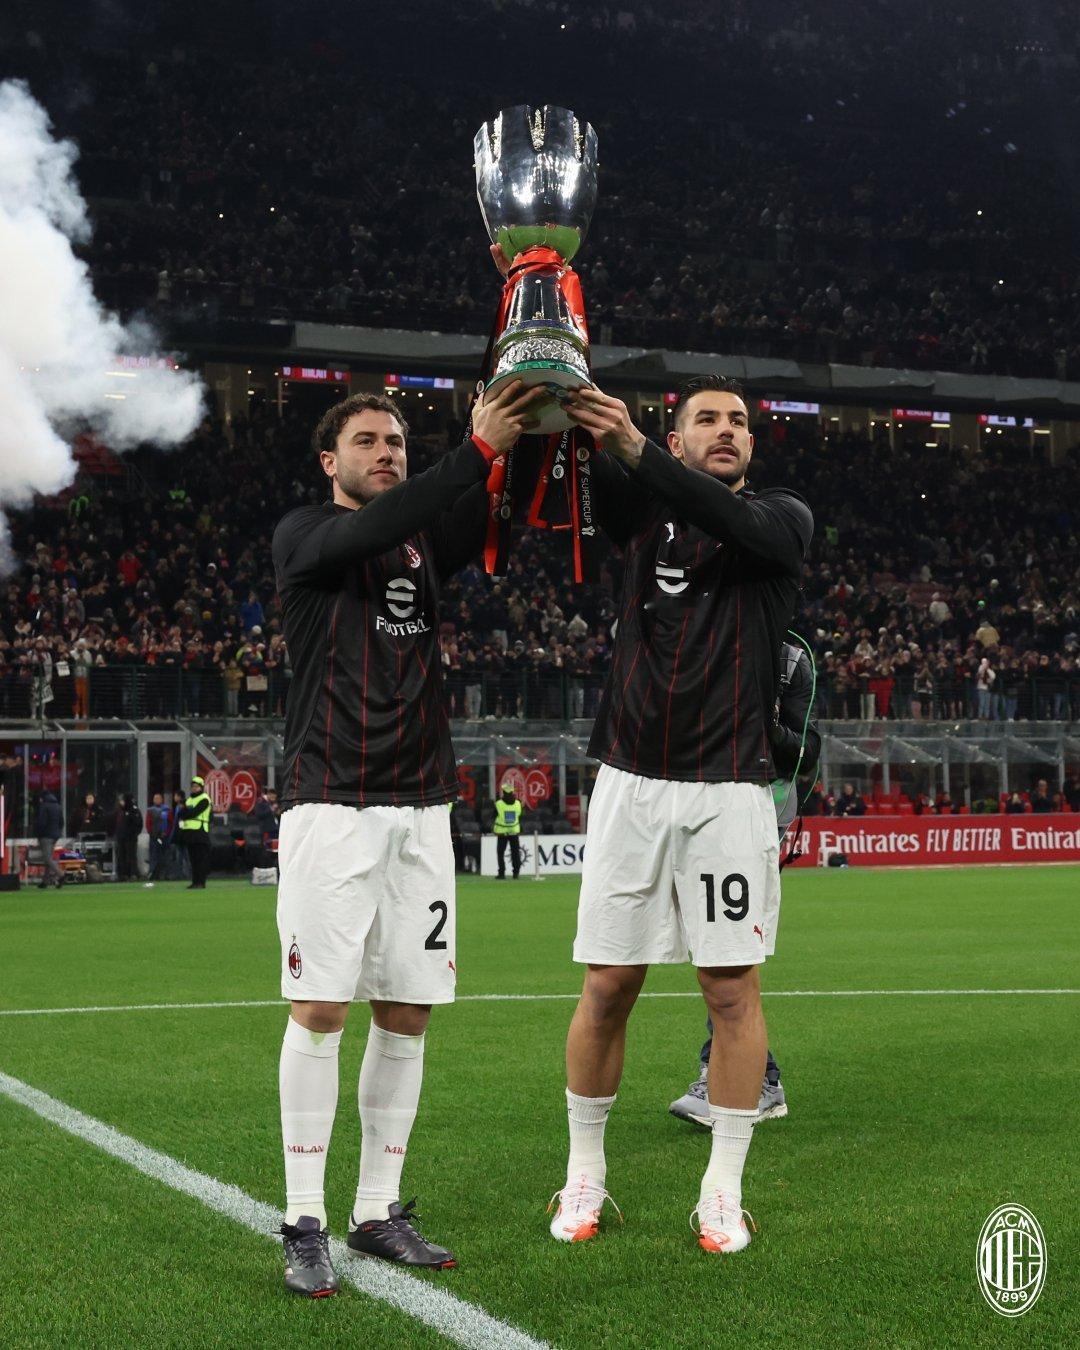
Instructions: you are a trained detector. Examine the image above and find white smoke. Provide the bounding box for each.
[0,79,204,568]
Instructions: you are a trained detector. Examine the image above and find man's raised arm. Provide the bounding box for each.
[274,384,540,586]
[563,383,812,573]
[632,442,812,574]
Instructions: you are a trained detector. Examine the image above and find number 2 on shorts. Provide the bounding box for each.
[425,900,449,950]
[701,872,749,922]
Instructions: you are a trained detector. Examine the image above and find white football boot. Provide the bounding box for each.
[691,1190,757,1254]
[547,1175,622,1243]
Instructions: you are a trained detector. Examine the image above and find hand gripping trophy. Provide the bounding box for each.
[473,106,600,579]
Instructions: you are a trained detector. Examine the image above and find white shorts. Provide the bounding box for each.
[574,765,781,968]
[277,802,456,1004]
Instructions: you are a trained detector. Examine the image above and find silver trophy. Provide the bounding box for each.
[474,105,598,433]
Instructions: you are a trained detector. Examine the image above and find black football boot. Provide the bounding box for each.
[281,1215,339,1297]
[347,1199,456,1269]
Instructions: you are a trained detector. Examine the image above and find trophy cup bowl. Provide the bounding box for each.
[474,105,598,433]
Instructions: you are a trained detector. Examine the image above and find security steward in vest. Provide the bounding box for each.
[493,780,524,879]
[177,774,213,890]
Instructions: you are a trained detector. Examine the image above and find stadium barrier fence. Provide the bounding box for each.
[2,666,1078,726]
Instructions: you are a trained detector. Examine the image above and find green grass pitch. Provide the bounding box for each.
[1,866,1077,1348]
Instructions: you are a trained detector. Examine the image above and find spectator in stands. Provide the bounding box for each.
[1038,654,1070,720]
[1004,792,1026,814]
[240,590,264,634]
[928,593,951,626]
[72,638,92,718]
[1030,779,1054,813]
[222,660,243,718]
[935,792,957,815]
[974,610,1000,650]
[1064,775,1080,812]
[834,783,866,816]
[857,661,875,720]
[975,655,996,719]
[1001,660,1022,722]
[117,549,142,587]
[30,639,53,718]
[242,639,269,716]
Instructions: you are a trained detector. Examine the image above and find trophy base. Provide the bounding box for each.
[485,362,591,434]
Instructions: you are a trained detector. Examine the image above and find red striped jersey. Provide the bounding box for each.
[272,439,490,809]
[588,441,813,783]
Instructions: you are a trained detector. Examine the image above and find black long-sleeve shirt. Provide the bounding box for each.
[272,437,492,808]
[587,440,814,783]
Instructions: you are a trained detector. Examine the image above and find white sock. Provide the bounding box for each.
[279,1017,342,1228]
[352,1024,425,1224]
[565,1089,616,1187]
[700,1105,757,1205]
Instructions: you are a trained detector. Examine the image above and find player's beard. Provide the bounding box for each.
[687,447,750,486]
[336,463,401,506]
[706,460,746,486]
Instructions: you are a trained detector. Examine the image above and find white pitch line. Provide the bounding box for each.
[0,1069,549,1350]
[0,988,1077,1018]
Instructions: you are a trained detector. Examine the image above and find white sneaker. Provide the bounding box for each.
[691,1190,756,1254]
[143,882,155,889]
[547,1175,622,1243]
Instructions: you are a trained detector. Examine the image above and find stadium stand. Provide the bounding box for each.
[2,404,1077,725]
[4,0,1080,377]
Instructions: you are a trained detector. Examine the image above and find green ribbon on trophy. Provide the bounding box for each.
[473,105,600,582]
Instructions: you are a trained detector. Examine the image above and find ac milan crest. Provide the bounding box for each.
[288,942,302,978]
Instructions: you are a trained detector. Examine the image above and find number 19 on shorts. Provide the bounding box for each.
[701,872,750,923]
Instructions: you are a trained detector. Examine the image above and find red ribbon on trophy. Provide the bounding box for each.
[476,247,598,582]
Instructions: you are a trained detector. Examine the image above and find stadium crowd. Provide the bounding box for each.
[5,0,1080,378]
[1,404,1077,726]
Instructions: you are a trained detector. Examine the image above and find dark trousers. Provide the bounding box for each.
[186,837,211,888]
[37,837,61,886]
[148,836,168,880]
[165,839,190,879]
[116,835,137,881]
[496,833,522,877]
[700,1019,780,1083]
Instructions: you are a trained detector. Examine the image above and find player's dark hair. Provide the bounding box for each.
[312,393,409,457]
[672,375,748,429]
